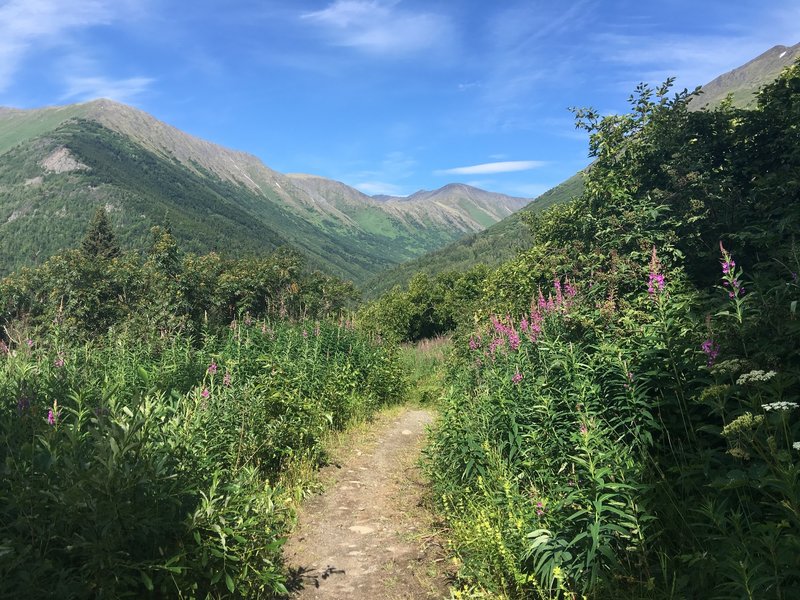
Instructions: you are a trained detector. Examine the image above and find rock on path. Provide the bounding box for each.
[284,408,449,599]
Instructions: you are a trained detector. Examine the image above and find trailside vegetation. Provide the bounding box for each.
[419,61,800,598]
[0,223,403,597]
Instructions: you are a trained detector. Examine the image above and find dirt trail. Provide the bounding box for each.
[284,408,450,599]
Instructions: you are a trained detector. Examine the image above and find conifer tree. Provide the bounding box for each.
[81,207,121,260]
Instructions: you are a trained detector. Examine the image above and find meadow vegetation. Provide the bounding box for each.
[0,220,403,598]
[366,61,800,598]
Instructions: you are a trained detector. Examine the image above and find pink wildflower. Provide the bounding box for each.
[565,279,577,298]
[701,339,719,367]
[207,361,218,375]
[508,330,520,351]
[512,370,523,384]
[201,388,210,399]
[223,371,232,386]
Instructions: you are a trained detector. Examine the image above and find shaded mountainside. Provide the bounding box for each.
[362,44,800,297]
[0,100,531,282]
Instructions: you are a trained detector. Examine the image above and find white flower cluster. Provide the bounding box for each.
[737,370,778,385]
[794,441,800,451]
[762,401,799,412]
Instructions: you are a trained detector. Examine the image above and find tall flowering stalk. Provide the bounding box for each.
[647,246,665,300]
[719,242,746,325]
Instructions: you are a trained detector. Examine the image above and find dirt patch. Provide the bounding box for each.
[40,147,89,173]
[284,408,450,599]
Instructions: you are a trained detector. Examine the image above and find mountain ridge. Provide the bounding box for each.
[0,101,530,282]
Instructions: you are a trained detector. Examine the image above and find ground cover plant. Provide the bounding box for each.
[419,61,800,598]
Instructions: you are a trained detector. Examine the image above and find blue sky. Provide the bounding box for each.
[1,0,798,198]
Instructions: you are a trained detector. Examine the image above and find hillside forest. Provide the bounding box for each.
[1,58,799,598]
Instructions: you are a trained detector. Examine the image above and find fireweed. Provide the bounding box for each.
[0,319,404,598]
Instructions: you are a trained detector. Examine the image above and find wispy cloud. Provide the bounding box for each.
[353,180,406,196]
[0,0,114,92]
[61,75,154,103]
[436,160,547,175]
[301,0,453,56]
[595,6,800,91]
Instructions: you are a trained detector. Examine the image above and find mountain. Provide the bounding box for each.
[362,173,585,297]
[364,43,800,296]
[0,100,530,282]
[690,43,800,110]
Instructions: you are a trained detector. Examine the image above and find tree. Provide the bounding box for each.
[81,207,121,260]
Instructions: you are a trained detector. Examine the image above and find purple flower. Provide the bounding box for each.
[26,339,34,348]
[701,339,720,367]
[200,387,210,399]
[47,409,60,426]
[207,361,218,375]
[223,371,232,386]
[648,272,665,297]
[579,423,588,435]
[508,330,521,351]
[53,355,65,368]
[565,279,577,298]
[512,371,523,384]
[302,330,308,338]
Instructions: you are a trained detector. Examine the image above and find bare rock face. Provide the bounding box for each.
[40,147,89,174]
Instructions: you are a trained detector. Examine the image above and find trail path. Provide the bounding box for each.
[284,408,450,599]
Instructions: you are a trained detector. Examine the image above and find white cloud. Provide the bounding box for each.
[353,180,406,196]
[301,0,453,56]
[595,6,800,91]
[0,0,115,92]
[436,160,547,175]
[61,75,154,103]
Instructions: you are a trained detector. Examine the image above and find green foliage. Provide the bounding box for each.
[81,207,121,260]
[0,319,404,598]
[424,60,800,598]
[1,231,357,340]
[358,266,489,343]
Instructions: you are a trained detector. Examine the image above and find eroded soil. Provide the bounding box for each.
[284,408,450,599]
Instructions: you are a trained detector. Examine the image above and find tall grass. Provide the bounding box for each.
[0,319,404,598]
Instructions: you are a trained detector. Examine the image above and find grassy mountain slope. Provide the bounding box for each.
[364,43,800,296]
[0,101,531,281]
[690,42,800,109]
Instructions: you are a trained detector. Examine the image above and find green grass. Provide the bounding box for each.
[0,104,90,155]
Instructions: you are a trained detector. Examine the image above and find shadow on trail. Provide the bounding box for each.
[286,564,346,592]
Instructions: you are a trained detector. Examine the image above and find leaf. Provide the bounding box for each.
[140,571,154,591]
[225,572,235,593]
